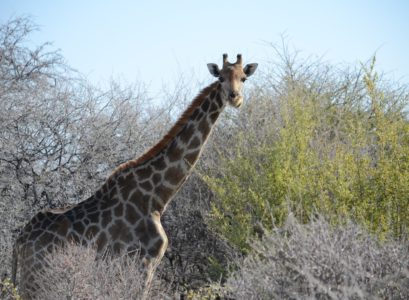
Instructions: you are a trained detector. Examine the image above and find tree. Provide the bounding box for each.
[0,17,165,278]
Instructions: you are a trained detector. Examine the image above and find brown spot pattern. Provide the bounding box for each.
[101,195,116,210]
[155,185,173,202]
[210,102,218,113]
[195,111,204,121]
[164,166,184,185]
[96,232,107,252]
[136,166,152,180]
[185,150,200,165]
[114,204,123,217]
[136,194,151,215]
[85,225,99,239]
[101,210,112,228]
[134,220,146,236]
[151,156,166,170]
[167,141,182,162]
[210,111,220,123]
[73,222,85,234]
[189,136,201,149]
[180,124,195,144]
[209,90,216,99]
[216,93,223,107]
[151,198,164,212]
[152,173,161,185]
[125,204,139,223]
[119,226,133,243]
[108,219,126,240]
[107,178,116,190]
[201,99,210,112]
[118,174,136,199]
[198,118,210,137]
[88,212,99,223]
[140,180,153,191]
[129,189,143,205]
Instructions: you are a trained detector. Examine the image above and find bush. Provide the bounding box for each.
[208,54,409,252]
[27,243,172,300]
[224,215,409,299]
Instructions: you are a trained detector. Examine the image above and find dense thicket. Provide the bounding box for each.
[207,53,409,253]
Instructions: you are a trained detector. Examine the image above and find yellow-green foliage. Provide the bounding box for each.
[0,278,21,300]
[208,58,409,252]
[185,285,225,300]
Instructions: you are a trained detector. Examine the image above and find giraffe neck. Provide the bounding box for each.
[153,82,226,209]
[106,81,227,215]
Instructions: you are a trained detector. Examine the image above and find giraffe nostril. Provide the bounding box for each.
[229,91,238,99]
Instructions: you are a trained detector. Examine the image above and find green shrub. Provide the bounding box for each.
[207,57,409,252]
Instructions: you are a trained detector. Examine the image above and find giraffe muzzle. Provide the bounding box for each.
[230,95,243,108]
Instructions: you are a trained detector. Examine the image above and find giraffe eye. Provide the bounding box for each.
[241,77,247,82]
[219,77,225,82]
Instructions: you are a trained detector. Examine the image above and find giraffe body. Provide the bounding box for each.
[12,54,258,298]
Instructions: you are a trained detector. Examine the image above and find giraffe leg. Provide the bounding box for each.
[141,217,168,300]
[141,257,158,300]
[11,243,18,286]
[141,250,167,299]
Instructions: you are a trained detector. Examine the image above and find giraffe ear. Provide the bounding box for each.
[207,63,220,77]
[243,63,258,77]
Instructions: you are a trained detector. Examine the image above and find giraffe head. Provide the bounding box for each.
[207,54,258,107]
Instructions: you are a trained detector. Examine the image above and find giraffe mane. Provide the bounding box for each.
[108,81,219,178]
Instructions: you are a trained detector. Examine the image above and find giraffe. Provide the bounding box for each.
[11,54,258,298]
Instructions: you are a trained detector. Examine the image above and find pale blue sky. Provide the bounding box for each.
[1,1,409,96]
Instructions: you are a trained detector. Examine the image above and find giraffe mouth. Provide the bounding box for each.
[229,97,243,108]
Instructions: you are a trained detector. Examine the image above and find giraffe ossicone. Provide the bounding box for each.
[12,54,258,298]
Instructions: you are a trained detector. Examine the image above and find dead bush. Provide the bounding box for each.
[225,215,409,300]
